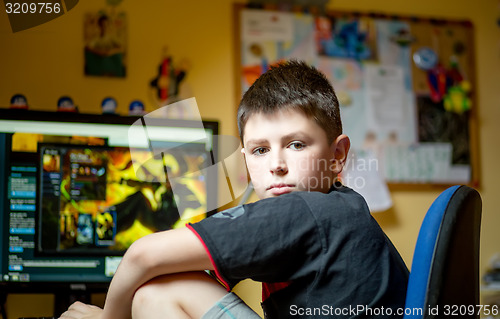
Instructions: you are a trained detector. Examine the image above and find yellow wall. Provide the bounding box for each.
[1,0,499,318]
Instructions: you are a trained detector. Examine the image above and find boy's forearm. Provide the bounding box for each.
[101,227,213,319]
[101,254,143,319]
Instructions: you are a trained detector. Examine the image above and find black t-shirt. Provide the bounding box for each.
[188,186,409,318]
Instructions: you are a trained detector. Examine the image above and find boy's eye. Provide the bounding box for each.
[288,141,305,151]
[252,147,268,155]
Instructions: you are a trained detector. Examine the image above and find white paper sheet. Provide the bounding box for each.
[241,9,293,42]
[364,64,407,132]
[382,142,457,183]
[342,149,392,213]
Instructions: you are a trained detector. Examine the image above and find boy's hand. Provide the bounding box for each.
[59,301,104,319]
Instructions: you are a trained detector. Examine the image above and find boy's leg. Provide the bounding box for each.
[131,271,260,319]
[131,271,227,319]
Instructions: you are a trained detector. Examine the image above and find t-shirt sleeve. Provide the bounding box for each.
[188,194,323,289]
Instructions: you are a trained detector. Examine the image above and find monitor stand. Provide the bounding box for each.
[0,292,7,319]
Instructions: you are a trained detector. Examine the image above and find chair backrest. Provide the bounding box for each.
[403,185,482,319]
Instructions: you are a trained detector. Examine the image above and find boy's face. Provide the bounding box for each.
[242,109,349,199]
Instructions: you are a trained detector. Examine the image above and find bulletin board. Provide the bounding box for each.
[233,4,480,189]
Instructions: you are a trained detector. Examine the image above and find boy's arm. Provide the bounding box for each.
[72,227,213,319]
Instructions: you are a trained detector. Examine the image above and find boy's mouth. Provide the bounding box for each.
[267,183,295,196]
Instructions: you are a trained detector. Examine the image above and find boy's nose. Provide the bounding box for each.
[270,157,288,175]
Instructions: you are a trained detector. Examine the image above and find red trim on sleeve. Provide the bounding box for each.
[262,281,292,301]
[186,223,231,292]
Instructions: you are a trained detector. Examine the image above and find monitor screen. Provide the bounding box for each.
[0,109,218,298]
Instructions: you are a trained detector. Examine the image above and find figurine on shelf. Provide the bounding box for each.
[57,96,78,113]
[10,94,29,109]
[101,97,118,115]
[128,100,145,116]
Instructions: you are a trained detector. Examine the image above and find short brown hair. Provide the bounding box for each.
[237,60,342,145]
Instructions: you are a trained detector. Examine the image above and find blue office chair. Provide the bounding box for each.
[403,185,482,319]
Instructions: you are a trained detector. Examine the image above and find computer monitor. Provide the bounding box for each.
[0,109,219,315]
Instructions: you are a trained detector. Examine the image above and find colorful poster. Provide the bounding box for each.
[84,11,127,77]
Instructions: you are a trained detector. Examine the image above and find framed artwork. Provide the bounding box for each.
[84,11,127,77]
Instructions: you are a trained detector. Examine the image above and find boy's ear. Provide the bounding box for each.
[241,147,247,162]
[331,134,350,174]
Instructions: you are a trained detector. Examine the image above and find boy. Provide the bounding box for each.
[60,60,409,319]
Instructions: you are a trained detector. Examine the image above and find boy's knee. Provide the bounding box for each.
[132,279,164,311]
[131,272,226,313]
[131,272,228,319]
[132,275,187,319]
